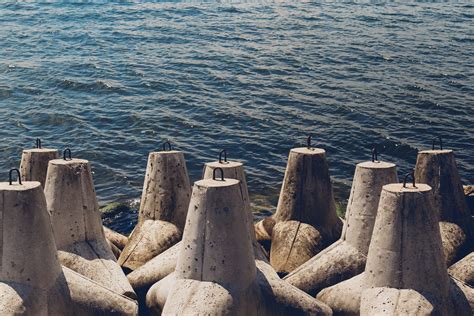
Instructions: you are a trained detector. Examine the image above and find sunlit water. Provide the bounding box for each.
[1,2,472,233]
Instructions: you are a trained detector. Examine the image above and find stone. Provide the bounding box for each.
[415,149,472,265]
[285,160,397,294]
[44,157,135,299]
[20,147,59,188]
[146,176,331,315]
[118,150,191,272]
[317,182,471,315]
[0,180,137,315]
[257,147,343,273]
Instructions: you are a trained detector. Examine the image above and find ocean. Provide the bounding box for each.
[1,2,472,233]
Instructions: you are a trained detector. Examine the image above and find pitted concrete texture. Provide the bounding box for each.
[285,160,397,294]
[20,148,58,188]
[202,160,257,244]
[256,147,343,274]
[127,160,268,296]
[360,288,434,315]
[127,241,182,291]
[45,158,135,299]
[317,183,471,315]
[255,217,275,242]
[107,237,122,259]
[146,177,331,315]
[202,161,248,197]
[449,252,474,287]
[342,161,397,255]
[270,220,324,274]
[119,150,190,272]
[118,219,181,271]
[273,148,342,240]
[175,178,256,288]
[440,221,468,266]
[137,151,191,229]
[415,149,472,263]
[104,225,128,250]
[284,240,366,296]
[415,150,470,227]
[0,181,138,315]
[453,278,474,312]
[0,182,62,289]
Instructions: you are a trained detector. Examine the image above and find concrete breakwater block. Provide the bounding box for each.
[146,173,332,315]
[415,147,472,265]
[256,145,343,274]
[118,148,191,272]
[449,252,474,286]
[44,153,136,299]
[316,180,471,315]
[19,139,59,188]
[103,225,129,248]
[0,176,138,315]
[19,141,122,255]
[285,159,398,295]
[127,157,268,299]
[202,153,265,254]
[104,225,129,256]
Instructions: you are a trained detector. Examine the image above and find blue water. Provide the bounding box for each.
[1,2,473,233]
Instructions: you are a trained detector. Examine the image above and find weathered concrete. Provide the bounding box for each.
[440,221,468,266]
[415,149,471,264]
[465,185,474,214]
[256,147,343,273]
[453,278,474,312]
[449,252,474,287]
[285,160,397,294]
[119,150,190,271]
[127,241,182,292]
[202,158,264,255]
[20,147,58,188]
[146,176,331,315]
[0,180,138,315]
[126,158,268,297]
[317,182,471,315]
[360,288,435,315]
[103,225,129,250]
[270,220,324,274]
[44,158,136,299]
[119,219,181,272]
[107,237,122,259]
[273,147,342,239]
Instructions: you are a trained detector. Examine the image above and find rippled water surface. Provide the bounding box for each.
[1,2,473,233]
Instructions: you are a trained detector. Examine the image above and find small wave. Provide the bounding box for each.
[0,86,12,98]
[58,79,125,93]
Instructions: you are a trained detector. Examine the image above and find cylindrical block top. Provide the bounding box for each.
[22,148,58,154]
[290,147,326,155]
[204,161,243,169]
[418,149,453,155]
[153,150,182,155]
[49,158,89,166]
[194,177,240,189]
[358,161,396,169]
[382,183,432,194]
[0,181,40,191]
